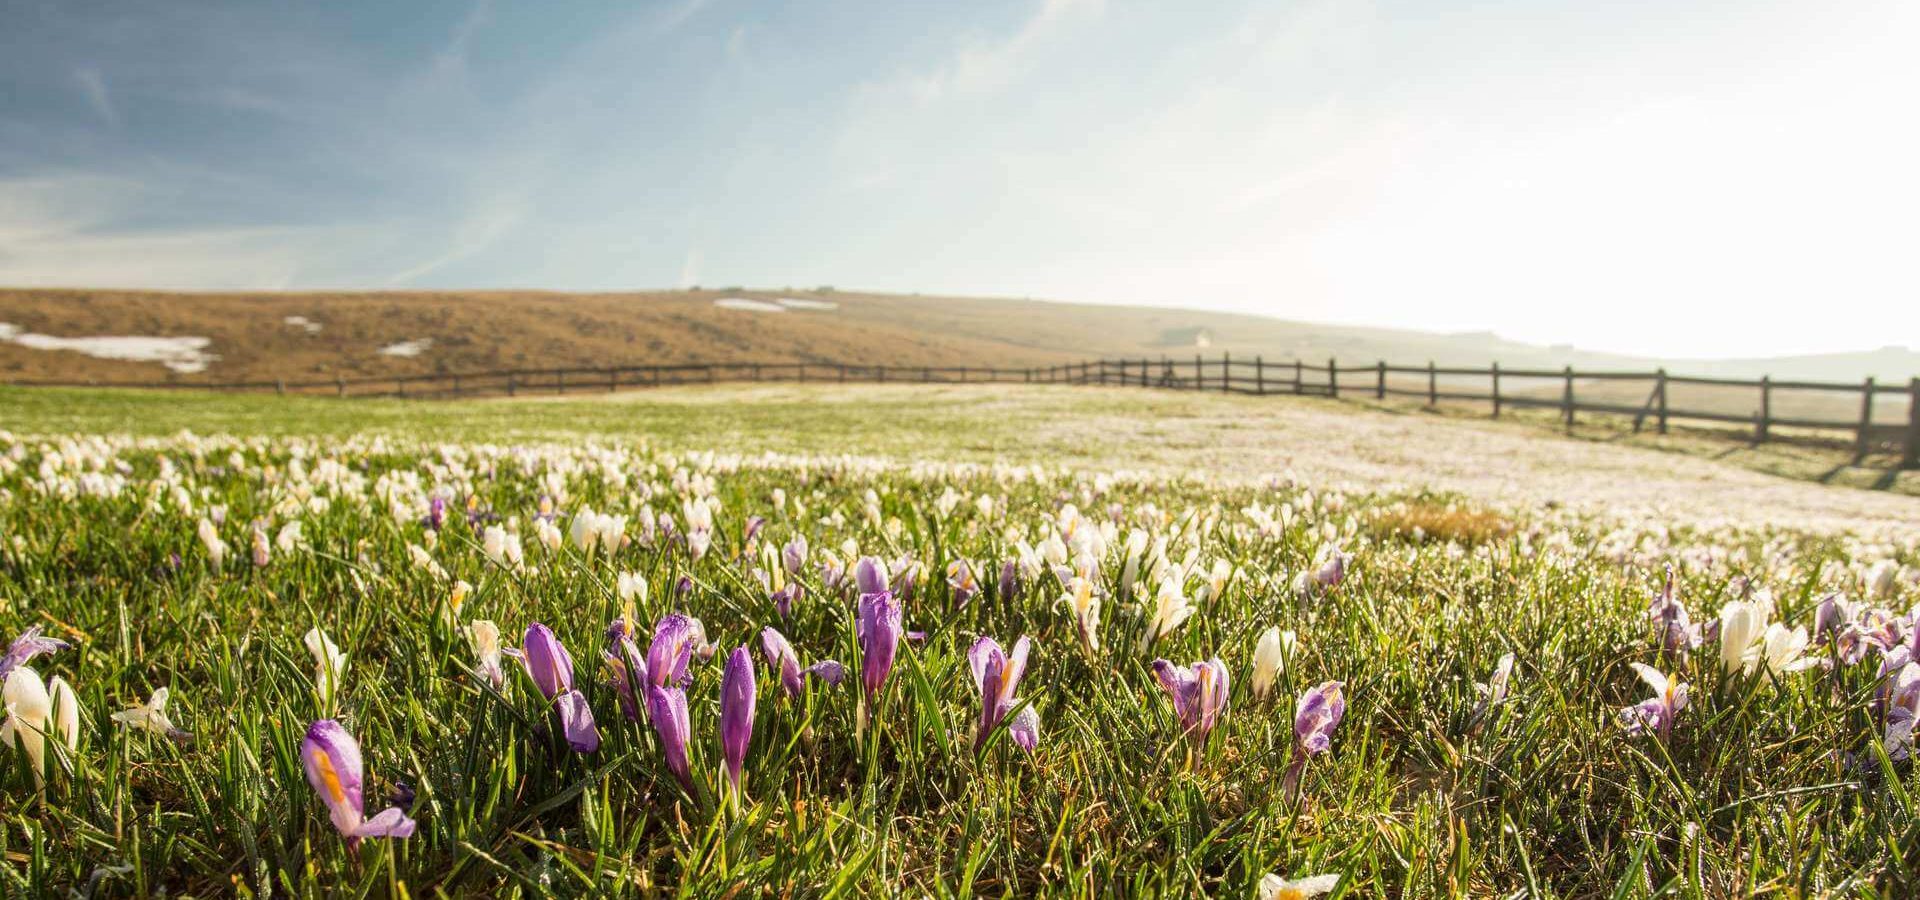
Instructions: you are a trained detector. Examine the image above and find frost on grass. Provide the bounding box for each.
[2,428,1917,895]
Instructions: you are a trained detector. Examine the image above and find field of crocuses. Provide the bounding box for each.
[2,421,1918,897]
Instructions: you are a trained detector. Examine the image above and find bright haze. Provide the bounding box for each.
[1,0,1914,359]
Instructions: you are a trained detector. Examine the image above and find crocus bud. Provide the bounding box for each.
[720,646,755,794]
[1251,627,1294,701]
[521,623,575,700]
[856,591,903,702]
[646,684,693,792]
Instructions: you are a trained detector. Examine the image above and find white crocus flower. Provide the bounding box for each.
[469,620,505,689]
[1259,873,1341,900]
[617,571,649,605]
[112,687,190,741]
[1251,627,1295,701]
[1751,623,1818,675]
[1119,529,1150,599]
[1,667,80,783]
[1140,577,1194,652]
[305,628,348,709]
[275,520,304,554]
[1716,599,1769,674]
[482,525,524,570]
[197,518,228,569]
[1057,575,1102,654]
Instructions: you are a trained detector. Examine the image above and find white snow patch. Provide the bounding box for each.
[284,315,323,334]
[713,298,787,313]
[378,338,434,358]
[0,322,217,373]
[775,298,838,310]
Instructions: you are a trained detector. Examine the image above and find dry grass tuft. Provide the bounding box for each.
[1369,499,1513,546]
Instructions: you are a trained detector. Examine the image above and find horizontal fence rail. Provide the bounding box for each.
[8,354,1918,467]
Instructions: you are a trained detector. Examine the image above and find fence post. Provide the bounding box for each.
[1294,360,1303,394]
[707,365,716,385]
[1490,362,1500,418]
[398,378,406,399]
[840,364,847,383]
[610,368,619,392]
[1375,360,1386,400]
[1191,354,1200,390]
[337,375,347,398]
[556,370,565,394]
[1857,377,1876,458]
[1328,358,1338,398]
[275,378,285,396]
[508,373,517,397]
[453,374,462,397]
[1222,352,1231,392]
[1656,369,1668,434]
[1427,361,1437,407]
[1562,366,1574,433]
[1255,356,1265,395]
[1905,378,1920,469]
[798,363,807,383]
[1757,376,1771,443]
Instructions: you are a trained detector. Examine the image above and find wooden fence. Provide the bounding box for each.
[10,355,1919,467]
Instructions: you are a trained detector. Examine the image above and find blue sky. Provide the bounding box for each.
[2,0,1915,357]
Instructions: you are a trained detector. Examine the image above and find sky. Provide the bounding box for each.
[1,0,1915,359]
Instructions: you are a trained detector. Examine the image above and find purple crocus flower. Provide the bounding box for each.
[853,557,888,597]
[759,627,845,700]
[0,627,68,684]
[782,536,808,575]
[742,516,767,548]
[647,614,702,689]
[1646,569,1702,652]
[300,720,416,847]
[890,556,920,600]
[999,560,1019,600]
[1312,548,1348,589]
[772,582,803,620]
[947,560,981,609]
[646,684,693,792]
[1293,681,1346,755]
[1620,663,1688,741]
[603,634,647,723]
[521,624,599,753]
[969,636,1037,752]
[424,496,447,530]
[1812,592,1854,642]
[1150,658,1230,745]
[856,591,904,702]
[1281,680,1345,796]
[522,624,575,700]
[720,646,755,794]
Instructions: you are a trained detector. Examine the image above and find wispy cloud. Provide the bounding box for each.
[386,195,526,286]
[72,66,116,126]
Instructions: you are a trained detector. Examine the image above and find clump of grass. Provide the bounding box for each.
[1367,497,1513,546]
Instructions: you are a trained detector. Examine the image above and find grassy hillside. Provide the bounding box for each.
[4,288,1915,388]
